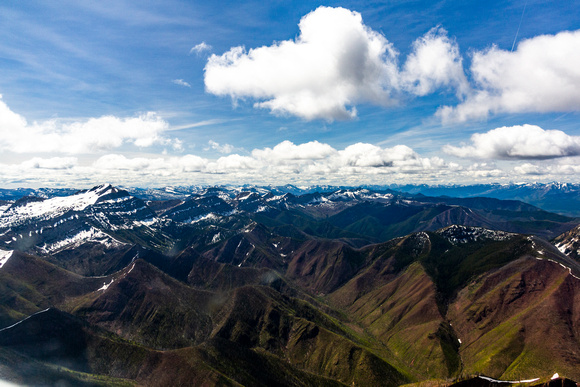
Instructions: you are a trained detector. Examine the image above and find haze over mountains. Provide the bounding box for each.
[0,183,579,386]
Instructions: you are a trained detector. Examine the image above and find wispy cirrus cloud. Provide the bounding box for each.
[172,79,191,87]
[443,125,580,160]
[168,119,231,131]
[190,42,212,55]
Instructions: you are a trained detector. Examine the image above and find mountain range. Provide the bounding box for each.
[0,184,579,386]
[2,182,579,216]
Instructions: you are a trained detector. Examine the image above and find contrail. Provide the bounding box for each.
[511,0,528,51]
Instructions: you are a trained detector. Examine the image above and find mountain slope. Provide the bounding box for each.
[449,257,580,379]
[2,185,580,385]
[323,226,580,381]
[0,250,105,328]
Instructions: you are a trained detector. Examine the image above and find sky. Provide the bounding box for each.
[0,0,579,188]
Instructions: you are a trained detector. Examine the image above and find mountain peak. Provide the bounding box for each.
[87,184,118,196]
[437,224,515,244]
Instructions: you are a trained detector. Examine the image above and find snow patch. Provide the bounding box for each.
[238,192,255,201]
[0,204,11,215]
[555,237,579,256]
[0,249,13,269]
[478,376,539,384]
[186,213,220,224]
[38,227,125,253]
[98,278,115,291]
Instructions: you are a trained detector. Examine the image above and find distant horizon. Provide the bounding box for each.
[2,180,580,191]
[1,1,579,187]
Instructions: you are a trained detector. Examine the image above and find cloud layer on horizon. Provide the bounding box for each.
[3,135,580,188]
[1,91,579,187]
[0,96,177,154]
[0,140,455,187]
[443,124,580,160]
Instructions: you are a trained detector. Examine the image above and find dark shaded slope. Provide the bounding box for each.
[0,251,105,328]
[71,259,214,350]
[285,239,368,294]
[253,209,371,244]
[208,285,410,386]
[0,308,151,381]
[49,243,139,277]
[61,257,410,385]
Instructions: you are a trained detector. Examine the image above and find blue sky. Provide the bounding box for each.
[0,0,579,187]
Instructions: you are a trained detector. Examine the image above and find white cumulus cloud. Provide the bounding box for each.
[204,6,399,121]
[207,140,234,154]
[94,154,210,172]
[94,154,169,171]
[11,138,580,186]
[252,140,336,162]
[21,157,78,170]
[513,159,580,177]
[443,124,580,160]
[401,27,469,97]
[438,30,580,123]
[338,143,419,167]
[0,96,173,154]
[514,163,544,175]
[174,154,208,172]
[201,12,580,123]
[208,154,260,172]
[88,140,442,181]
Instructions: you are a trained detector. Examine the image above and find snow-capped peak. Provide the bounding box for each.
[437,225,515,245]
[88,184,117,197]
[1,185,115,223]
